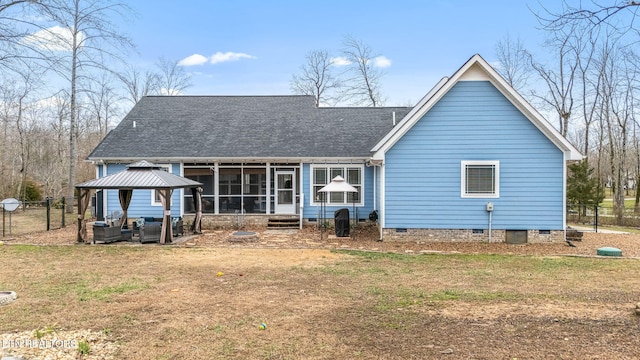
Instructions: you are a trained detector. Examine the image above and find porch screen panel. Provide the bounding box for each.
[219,168,242,213]
[184,168,214,213]
[243,168,266,213]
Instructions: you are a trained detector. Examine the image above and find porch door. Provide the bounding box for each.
[275,171,295,214]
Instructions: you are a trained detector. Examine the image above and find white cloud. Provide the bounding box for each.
[178,54,209,66]
[210,51,255,64]
[23,26,81,51]
[373,56,391,68]
[330,56,351,66]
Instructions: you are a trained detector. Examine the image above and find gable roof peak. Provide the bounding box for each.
[371,54,582,161]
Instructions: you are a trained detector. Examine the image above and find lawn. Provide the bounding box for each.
[1,245,639,359]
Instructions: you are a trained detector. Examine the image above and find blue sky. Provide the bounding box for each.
[119,0,560,106]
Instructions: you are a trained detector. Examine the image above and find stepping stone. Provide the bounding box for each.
[227,231,259,243]
[597,247,622,257]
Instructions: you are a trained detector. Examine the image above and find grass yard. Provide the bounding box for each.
[1,245,639,359]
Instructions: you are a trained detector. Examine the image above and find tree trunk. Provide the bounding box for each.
[66,24,79,214]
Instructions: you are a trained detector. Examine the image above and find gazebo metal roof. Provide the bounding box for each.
[76,160,202,189]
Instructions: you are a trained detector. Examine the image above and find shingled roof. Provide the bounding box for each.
[88,96,412,161]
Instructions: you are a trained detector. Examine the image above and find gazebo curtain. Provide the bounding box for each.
[158,189,173,244]
[191,187,203,234]
[118,189,133,229]
[77,188,94,243]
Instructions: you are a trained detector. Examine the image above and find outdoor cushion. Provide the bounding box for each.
[135,218,145,227]
[144,217,155,223]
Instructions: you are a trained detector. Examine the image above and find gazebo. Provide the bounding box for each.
[75,160,203,244]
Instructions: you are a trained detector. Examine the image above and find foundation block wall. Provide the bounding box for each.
[182,214,271,229]
[381,228,565,243]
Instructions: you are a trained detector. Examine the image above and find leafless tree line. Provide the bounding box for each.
[495,1,640,222]
[0,0,190,210]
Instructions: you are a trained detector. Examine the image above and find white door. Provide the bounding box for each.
[275,171,295,214]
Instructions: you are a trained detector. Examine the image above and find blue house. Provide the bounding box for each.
[87,54,581,243]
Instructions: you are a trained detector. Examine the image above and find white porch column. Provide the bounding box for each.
[299,161,304,229]
[266,162,271,214]
[214,162,219,214]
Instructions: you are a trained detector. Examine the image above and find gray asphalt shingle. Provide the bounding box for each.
[88,96,412,160]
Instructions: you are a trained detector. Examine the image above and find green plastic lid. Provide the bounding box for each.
[597,247,622,257]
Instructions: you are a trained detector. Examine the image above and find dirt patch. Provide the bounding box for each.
[1,229,639,359]
[5,224,640,258]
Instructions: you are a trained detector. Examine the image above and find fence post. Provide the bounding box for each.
[594,205,598,233]
[61,197,66,228]
[46,198,51,231]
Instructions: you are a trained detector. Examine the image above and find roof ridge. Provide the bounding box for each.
[142,95,314,98]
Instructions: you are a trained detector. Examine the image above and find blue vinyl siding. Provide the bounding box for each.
[302,163,374,221]
[104,163,182,219]
[384,81,564,230]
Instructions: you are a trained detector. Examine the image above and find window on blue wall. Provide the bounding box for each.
[151,165,171,206]
[311,165,363,206]
[461,161,499,198]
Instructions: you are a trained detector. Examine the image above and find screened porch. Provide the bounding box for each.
[182,163,301,215]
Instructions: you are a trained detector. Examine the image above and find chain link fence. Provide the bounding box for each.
[1,198,68,237]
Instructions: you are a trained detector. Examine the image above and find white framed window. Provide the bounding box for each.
[310,164,363,206]
[151,164,171,206]
[461,160,499,198]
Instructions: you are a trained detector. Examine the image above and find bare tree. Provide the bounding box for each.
[0,79,22,197]
[494,35,531,92]
[5,68,44,201]
[117,64,160,105]
[0,0,52,71]
[537,1,640,33]
[529,24,579,137]
[38,90,70,197]
[85,72,120,136]
[290,49,340,107]
[340,36,385,107]
[575,27,602,158]
[155,56,191,96]
[37,0,134,213]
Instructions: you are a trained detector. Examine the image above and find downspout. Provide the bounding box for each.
[366,158,384,241]
[563,151,568,239]
[379,161,385,241]
[373,165,377,210]
[101,163,108,219]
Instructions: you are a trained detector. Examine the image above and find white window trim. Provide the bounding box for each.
[310,164,364,207]
[461,160,500,198]
[151,164,171,206]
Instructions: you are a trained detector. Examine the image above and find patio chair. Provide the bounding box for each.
[110,210,123,227]
[139,223,162,243]
[93,222,122,244]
